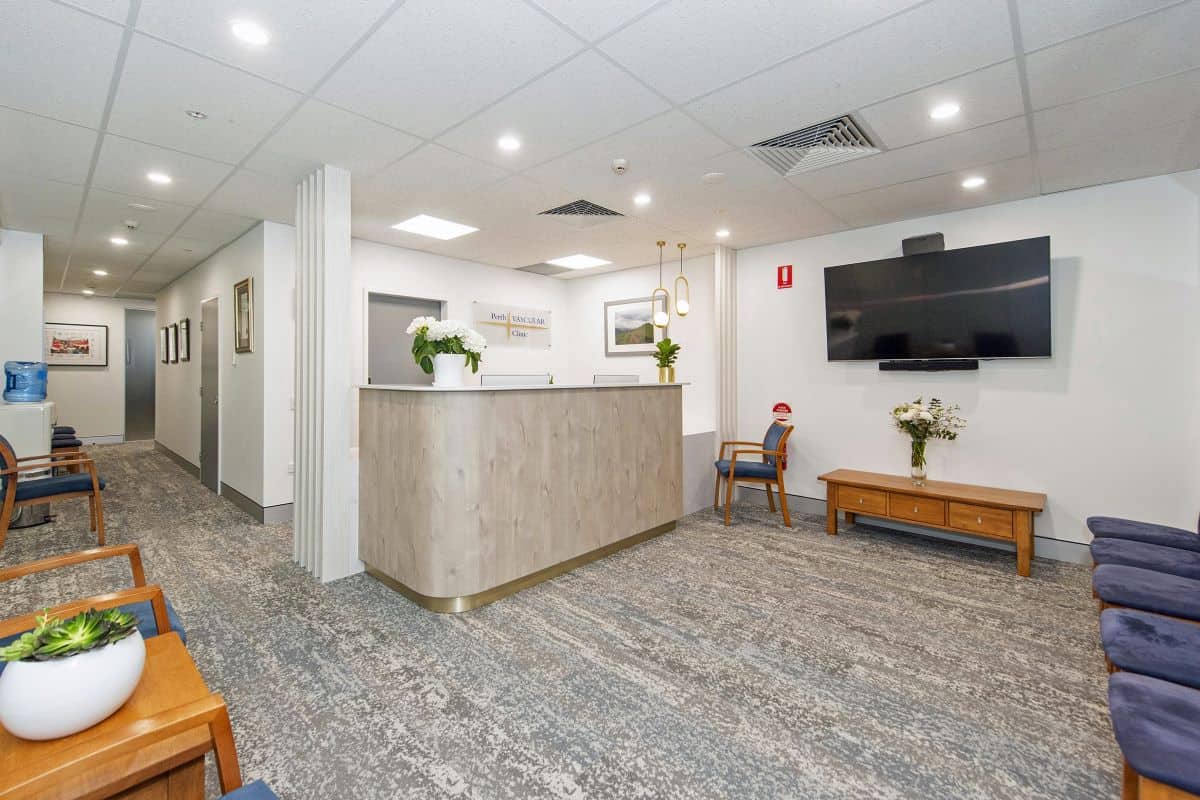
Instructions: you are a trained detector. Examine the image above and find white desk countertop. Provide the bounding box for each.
[359,383,689,392]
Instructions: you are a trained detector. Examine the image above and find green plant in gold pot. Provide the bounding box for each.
[653,338,681,383]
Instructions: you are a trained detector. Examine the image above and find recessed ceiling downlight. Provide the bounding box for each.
[497,135,521,152]
[93,269,109,276]
[633,193,651,206]
[546,254,611,270]
[81,288,95,296]
[146,171,172,185]
[702,172,727,184]
[391,214,479,240]
[127,202,156,211]
[110,236,129,246]
[231,19,271,46]
[715,228,730,239]
[929,101,961,120]
[961,175,987,189]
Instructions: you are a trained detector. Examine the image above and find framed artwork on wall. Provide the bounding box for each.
[179,318,190,361]
[168,323,179,363]
[234,277,253,353]
[44,322,109,367]
[604,296,668,356]
[160,327,169,364]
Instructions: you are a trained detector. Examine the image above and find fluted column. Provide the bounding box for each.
[294,165,356,581]
[714,245,738,445]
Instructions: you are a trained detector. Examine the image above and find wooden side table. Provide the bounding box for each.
[818,469,1047,577]
[0,632,237,800]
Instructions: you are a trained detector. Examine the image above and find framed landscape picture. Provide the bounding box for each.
[604,296,668,356]
[179,318,190,361]
[44,322,108,367]
[234,277,253,353]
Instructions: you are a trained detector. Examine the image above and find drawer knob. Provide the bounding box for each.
[977,516,983,524]
[913,506,919,513]
[858,498,863,504]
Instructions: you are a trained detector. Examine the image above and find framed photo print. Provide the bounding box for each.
[604,296,668,356]
[179,318,190,361]
[160,327,169,364]
[168,323,179,363]
[45,322,109,367]
[234,277,253,353]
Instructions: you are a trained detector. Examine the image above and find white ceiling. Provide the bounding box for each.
[2,0,1199,297]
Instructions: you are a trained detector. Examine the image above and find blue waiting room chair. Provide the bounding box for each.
[0,432,106,550]
[1108,672,1200,799]
[714,422,795,527]
[1088,515,1200,553]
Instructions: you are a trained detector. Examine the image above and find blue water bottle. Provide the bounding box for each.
[3,361,48,402]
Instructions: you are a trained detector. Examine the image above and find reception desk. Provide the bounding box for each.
[358,383,684,612]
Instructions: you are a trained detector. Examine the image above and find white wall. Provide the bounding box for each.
[736,173,1200,544]
[0,229,44,368]
[262,222,295,507]
[563,255,717,435]
[42,293,155,439]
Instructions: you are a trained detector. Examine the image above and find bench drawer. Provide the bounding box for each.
[889,493,947,526]
[949,502,1014,539]
[837,486,887,515]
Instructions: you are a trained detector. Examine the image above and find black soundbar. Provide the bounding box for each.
[879,359,979,372]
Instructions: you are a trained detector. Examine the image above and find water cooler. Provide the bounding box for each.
[0,399,56,528]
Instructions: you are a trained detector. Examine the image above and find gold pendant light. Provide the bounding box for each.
[674,242,690,316]
[652,240,670,328]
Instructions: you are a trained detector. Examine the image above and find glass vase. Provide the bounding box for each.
[910,439,927,486]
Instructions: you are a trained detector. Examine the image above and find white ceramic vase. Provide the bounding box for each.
[0,630,146,740]
[432,353,467,388]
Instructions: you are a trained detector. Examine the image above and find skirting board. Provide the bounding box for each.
[737,485,1091,566]
[154,440,199,478]
[220,482,294,525]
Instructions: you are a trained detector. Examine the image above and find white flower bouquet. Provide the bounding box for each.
[407,317,487,374]
[891,397,966,483]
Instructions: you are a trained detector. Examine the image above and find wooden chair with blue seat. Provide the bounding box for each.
[0,544,188,665]
[714,422,795,527]
[0,431,106,551]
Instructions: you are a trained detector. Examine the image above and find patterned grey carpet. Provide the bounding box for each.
[0,443,1118,799]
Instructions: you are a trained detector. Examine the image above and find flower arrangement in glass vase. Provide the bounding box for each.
[407,317,486,388]
[891,397,966,485]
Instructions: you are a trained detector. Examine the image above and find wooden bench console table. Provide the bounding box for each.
[818,469,1047,577]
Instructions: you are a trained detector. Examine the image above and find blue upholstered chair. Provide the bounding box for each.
[223,781,279,799]
[1093,564,1200,622]
[0,544,187,674]
[1088,515,1200,553]
[1109,672,1200,798]
[714,422,795,527]
[1091,538,1200,581]
[53,425,75,436]
[0,432,106,549]
[1101,608,1200,691]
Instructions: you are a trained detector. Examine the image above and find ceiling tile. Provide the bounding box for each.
[1038,117,1200,194]
[1034,68,1200,151]
[0,2,123,127]
[135,0,394,91]
[858,61,1026,150]
[0,107,97,185]
[685,0,1014,146]
[819,156,1038,228]
[1017,0,1179,52]
[108,34,300,163]
[1025,2,1200,110]
[92,134,232,206]
[600,0,926,104]
[527,0,662,41]
[245,100,422,182]
[353,144,511,214]
[80,188,195,235]
[204,169,296,224]
[438,51,670,169]
[318,0,582,138]
[175,209,257,243]
[790,117,1031,199]
[73,222,166,256]
[0,174,84,232]
[57,1,130,24]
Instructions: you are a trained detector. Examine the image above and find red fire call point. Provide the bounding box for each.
[772,402,792,469]
[777,264,793,289]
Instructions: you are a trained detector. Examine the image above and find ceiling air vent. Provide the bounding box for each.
[538,199,624,230]
[517,262,573,276]
[747,115,880,176]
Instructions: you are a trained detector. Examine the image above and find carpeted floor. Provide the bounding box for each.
[1,443,1118,799]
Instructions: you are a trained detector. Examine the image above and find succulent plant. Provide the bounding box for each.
[0,608,139,663]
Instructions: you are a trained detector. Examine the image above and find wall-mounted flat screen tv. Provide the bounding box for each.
[824,236,1051,361]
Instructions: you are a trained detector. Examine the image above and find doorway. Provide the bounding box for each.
[123,309,156,441]
[367,293,443,385]
[200,297,219,493]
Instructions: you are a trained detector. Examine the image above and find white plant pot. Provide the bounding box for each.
[0,630,146,740]
[432,353,467,388]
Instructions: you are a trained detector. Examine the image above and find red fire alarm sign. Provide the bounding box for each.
[777,264,793,289]
[772,402,792,422]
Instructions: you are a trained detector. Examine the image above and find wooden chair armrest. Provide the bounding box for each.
[1,690,244,799]
[2,458,95,474]
[0,544,145,587]
[718,440,763,458]
[0,585,171,640]
[730,448,780,459]
[15,451,85,462]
